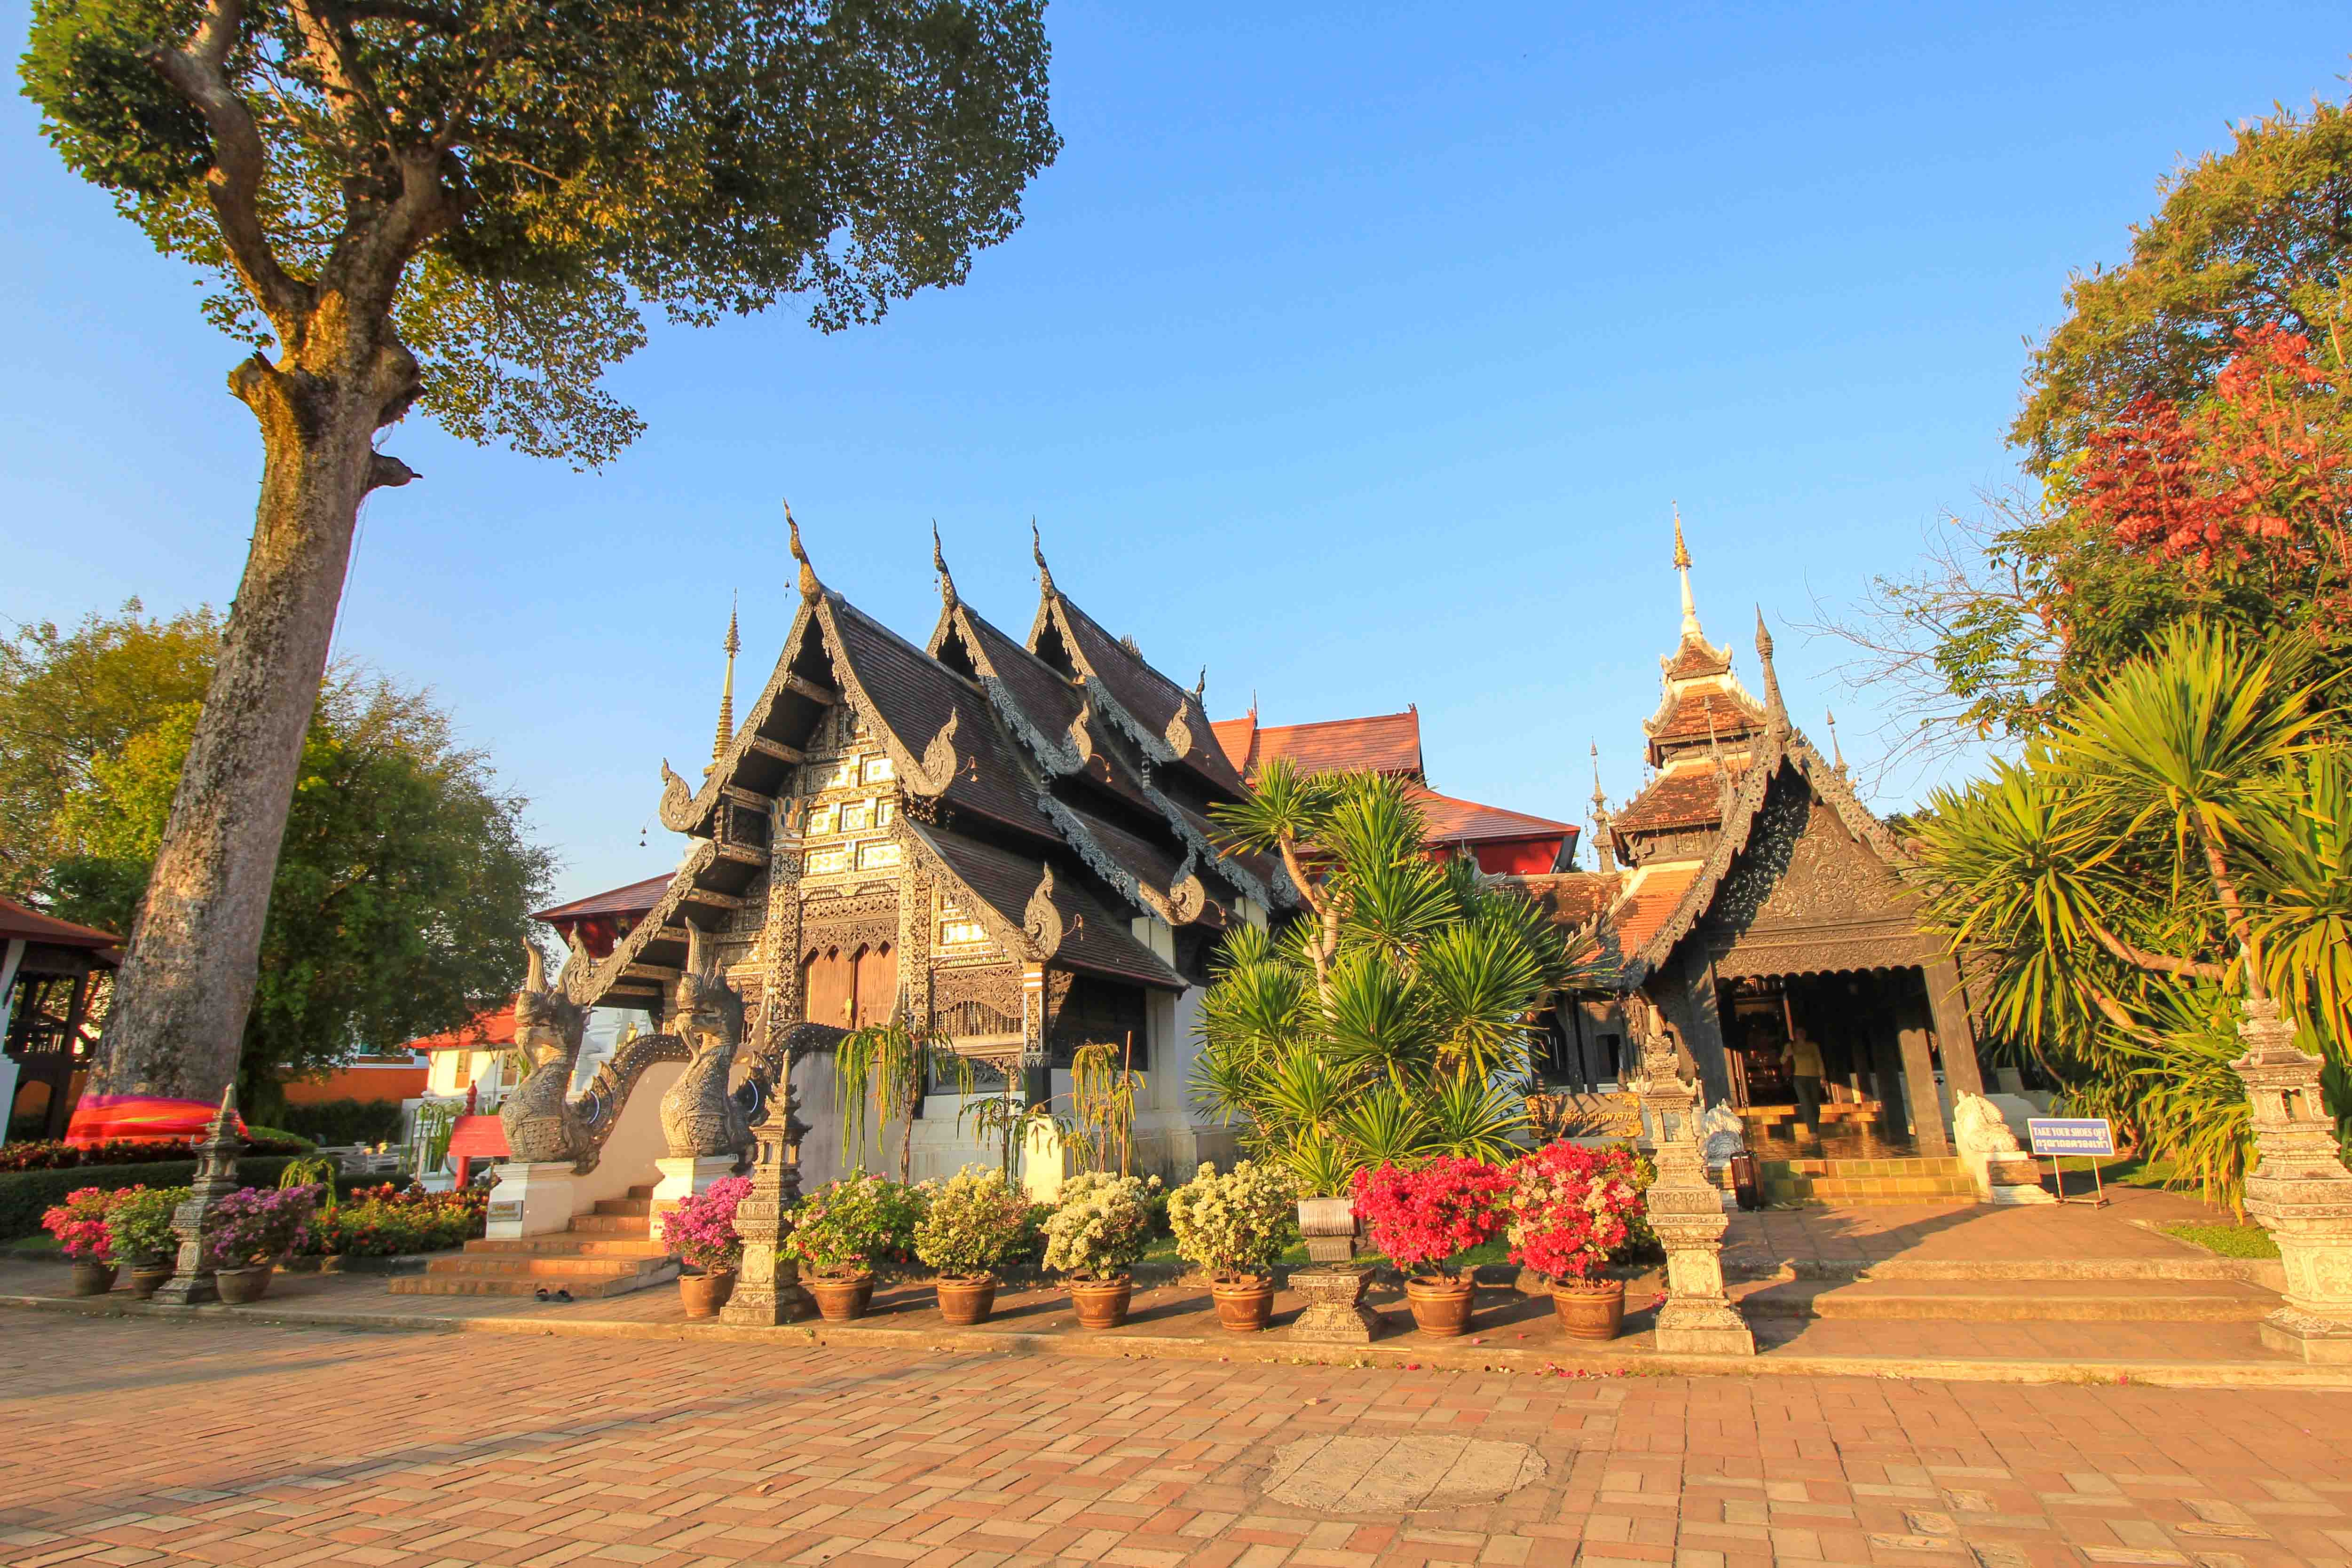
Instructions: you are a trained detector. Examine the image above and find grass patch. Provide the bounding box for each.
[2163,1222,2279,1260]
[2042,1153,2176,1190]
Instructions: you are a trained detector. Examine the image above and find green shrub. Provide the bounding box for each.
[243,1125,317,1150]
[0,1157,305,1240]
[275,1100,408,1146]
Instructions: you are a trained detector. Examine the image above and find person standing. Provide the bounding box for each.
[1782,1025,1826,1133]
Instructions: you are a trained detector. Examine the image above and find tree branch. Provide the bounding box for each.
[141,0,314,337]
[331,0,461,30]
[2083,916,2228,982]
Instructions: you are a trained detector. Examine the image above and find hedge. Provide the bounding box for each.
[0,1156,304,1241]
[275,1099,408,1146]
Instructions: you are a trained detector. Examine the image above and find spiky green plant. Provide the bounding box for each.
[1192,767,1594,1193]
[837,1019,971,1183]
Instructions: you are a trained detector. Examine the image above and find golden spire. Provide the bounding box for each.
[932,520,957,607]
[711,593,739,768]
[1590,741,1605,811]
[787,500,819,603]
[1827,709,1847,773]
[1031,518,1054,595]
[1673,503,1701,641]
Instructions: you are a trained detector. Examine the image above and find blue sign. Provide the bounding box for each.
[2028,1118,2115,1158]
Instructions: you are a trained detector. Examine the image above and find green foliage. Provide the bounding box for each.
[1165,1159,1296,1280]
[1,606,556,1115]
[2013,97,2352,476]
[1192,769,1591,1193]
[105,1185,189,1264]
[0,1155,303,1239]
[1068,1040,1142,1176]
[837,1020,969,1181]
[271,1099,406,1146]
[2164,1221,2281,1259]
[911,1164,1027,1277]
[1039,1170,1155,1279]
[1912,621,2347,1207]
[19,0,1062,466]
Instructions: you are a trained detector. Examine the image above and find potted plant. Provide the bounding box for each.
[202,1184,320,1303]
[912,1165,1030,1325]
[1504,1142,1646,1339]
[1042,1172,1156,1328]
[108,1186,190,1298]
[661,1175,750,1319]
[1352,1156,1509,1337]
[1167,1160,1297,1332]
[782,1171,922,1321]
[40,1187,119,1295]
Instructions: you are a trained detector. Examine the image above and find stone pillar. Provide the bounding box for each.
[721,1068,812,1326]
[2232,998,2352,1363]
[1924,956,1986,1099]
[151,1085,244,1307]
[1894,997,1951,1157]
[485,1162,578,1238]
[1634,1007,1754,1356]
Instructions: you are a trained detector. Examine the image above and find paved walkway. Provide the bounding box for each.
[1,1312,2348,1568]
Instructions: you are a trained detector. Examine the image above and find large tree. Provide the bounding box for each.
[19,0,1059,1131]
[6,606,557,1118]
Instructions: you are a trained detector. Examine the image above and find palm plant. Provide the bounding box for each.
[1912,619,2344,1205]
[1192,766,1590,1194]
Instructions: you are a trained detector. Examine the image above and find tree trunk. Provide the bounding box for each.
[70,356,406,1142]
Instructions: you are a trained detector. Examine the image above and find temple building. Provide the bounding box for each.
[547,523,1296,1185]
[1512,518,1984,1158]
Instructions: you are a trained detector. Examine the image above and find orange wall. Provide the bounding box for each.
[282,1064,428,1105]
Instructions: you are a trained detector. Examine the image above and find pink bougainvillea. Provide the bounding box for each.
[1350,1157,1509,1282]
[661,1175,752,1273]
[39,1186,116,1261]
[1502,1142,1645,1283]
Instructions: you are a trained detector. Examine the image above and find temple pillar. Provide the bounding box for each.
[1655,948,1734,1110]
[2232,999,2352,1362]
[1924,956,1985,1099]
[1893,993,1950,1157]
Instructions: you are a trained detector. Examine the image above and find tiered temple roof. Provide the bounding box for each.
[556,522,1292,1017]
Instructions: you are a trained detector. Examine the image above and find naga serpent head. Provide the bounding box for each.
[514,939,589,1065]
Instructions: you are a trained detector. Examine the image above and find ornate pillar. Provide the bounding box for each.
[151,1085,243,1307]
[720,1070,812,1325]
[1634,1006,1754,1356]
[1894,992,1951,1157]
[2232,998,2352,1362]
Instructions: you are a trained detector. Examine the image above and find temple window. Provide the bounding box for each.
[939,919,988,947]
[839,799,870,833]
[858,841,902,869]
[805,845,848,875]
[863,756,895,783]
[876,799,896,826]
[805,804,837,836]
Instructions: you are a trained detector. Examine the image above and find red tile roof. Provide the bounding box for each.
[1612,762,1748,835]
[403,1001,520,1053]
[1508,872,1620,927]
[1648,688,1765,747]
[1612,867,1699,954]
[534,876,670,923]
[1408,786,1575,848]
[1211,709,1423,781]
[1664,636,1732,680]
[0,895,119,952]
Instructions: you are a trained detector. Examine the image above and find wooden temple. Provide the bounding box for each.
[1508,518,1985,1157]
[552,522,1297,1182]
[1,896,120,1141]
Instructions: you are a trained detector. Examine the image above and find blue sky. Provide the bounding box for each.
[3,3,2347,905]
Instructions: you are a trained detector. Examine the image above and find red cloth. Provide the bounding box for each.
[65,1094,241,1147]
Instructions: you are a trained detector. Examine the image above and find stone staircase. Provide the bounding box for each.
[388,1184,678,1299]
[1760,1155,1977,1206]
[1728,1255,2281,1327]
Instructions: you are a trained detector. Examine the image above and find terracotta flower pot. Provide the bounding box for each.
[1403,1275,1476,1337]
[936,1275,996,1326]
[216,1264,274,1305]
[808,1273,874,1322]
[1067,1276,1133,1329]
[1209,1276,1274,1333]
[679,1269,736,1320]
[69,1260,118,1297]
[1550,1276,1626,1340]
[127,1261,174,1300]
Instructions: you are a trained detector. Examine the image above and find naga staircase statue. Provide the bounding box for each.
[500,939,688,1175]
[661,929,753,1166]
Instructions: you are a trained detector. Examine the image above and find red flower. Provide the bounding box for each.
[1350,1157,1509,1282]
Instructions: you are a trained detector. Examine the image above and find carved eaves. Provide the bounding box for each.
[566,840,720,1006]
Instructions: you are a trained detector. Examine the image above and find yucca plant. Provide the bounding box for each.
[1912,619,2347,1207]
[1192,766,1593,1193]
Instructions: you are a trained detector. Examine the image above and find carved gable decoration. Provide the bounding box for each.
[1706,775,1908,937]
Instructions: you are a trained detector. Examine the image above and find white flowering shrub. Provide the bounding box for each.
[1166,1159,1298,1281]
[912,1165,1029,1278]
[1041,1171,1154,1280]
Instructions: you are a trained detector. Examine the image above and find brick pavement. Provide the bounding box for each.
[3,1311,2350,1568]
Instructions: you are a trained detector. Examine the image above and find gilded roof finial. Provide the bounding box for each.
[1826,709,1846,773]
[1590,741,1605,811]
[1755,606,1788,732]
[1673,503,1701,641]
[1192,665,1207,703]
[711,592,739,768]
[931,521,957,607]
[786,500,819,603]
[1031,518,1054,595]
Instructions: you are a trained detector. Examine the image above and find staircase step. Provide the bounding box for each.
[424,1253,671,1279]
[388,1264,676,1299]
[568,1213,652,1235]
[465,1235,671,1259]
[593,1196,653,1217]
[1736,1277,2276,1324]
